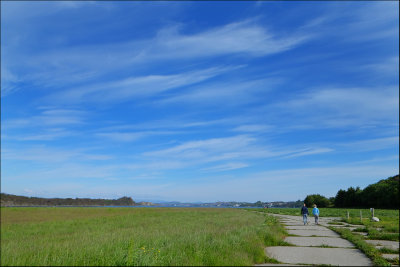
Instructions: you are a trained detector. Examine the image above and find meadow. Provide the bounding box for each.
[1,207,287,266]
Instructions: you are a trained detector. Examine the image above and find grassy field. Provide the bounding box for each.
[1,207,287,266]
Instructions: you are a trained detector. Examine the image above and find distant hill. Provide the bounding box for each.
[0,193,149,207]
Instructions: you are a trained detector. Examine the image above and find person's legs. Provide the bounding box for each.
[303,214,307,225]
[315,215,319,224]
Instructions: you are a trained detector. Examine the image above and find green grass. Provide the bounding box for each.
[1,207,287,266]
[328,227,391,266]
[378,247,400,254]
[327,221,345,225]
[253,207,399,219]
[342,216,399,241]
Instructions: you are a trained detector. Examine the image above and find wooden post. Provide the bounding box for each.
[347,211,349,220]
[370,208,374,218]
[360,210,362,221]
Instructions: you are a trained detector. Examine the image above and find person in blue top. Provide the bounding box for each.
[312,204,320,225]
[301,203,309,225]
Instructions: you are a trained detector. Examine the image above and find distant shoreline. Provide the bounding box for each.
[1,205,263,208]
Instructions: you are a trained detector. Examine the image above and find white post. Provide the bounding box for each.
[360,210,362,221]
[347,211,349,220]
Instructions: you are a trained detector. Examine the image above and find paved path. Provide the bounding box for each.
[261,214,373,266]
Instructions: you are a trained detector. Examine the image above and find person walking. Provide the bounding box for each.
[301,203,309,225]
[312,204,320,225]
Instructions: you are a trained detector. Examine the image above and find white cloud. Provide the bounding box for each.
[362,57,399,77]
[46,66,240,104]
[144,135,256,160]
[232,124,273,133]
[3,128,74,141]
[142,20,310,60]
[282,148,334,158]
[3,15,309,98]
[95,130,178,142]
[337,136,399,152]
[2,146,112,163]
[271,86,399,129]
[1,67,20,97]
[3,108,86,129]
[158,78,280,106]
[142,135,334,171]
[201,162,249,172]
[96,132,147,142]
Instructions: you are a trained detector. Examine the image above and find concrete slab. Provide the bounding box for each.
[285,225,331,230]
[382,254,399,260]
[287,229,340,237]
[365,240,399,250]
[337,226,359,231]
[353,232,368,236]
[282,223,306,226]
[284,236,355,248]
[265,246,372,266]
[255,264,301,266]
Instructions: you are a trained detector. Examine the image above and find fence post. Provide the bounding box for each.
[347,211,349,220]
[360,210,362,221]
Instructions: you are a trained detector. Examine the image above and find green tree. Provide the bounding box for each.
[334,189,346,207]
[304,194,330,207]
[361,175,399,208]
[334,174,399,208]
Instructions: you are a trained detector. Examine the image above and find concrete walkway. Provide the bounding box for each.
[262,214,373,266]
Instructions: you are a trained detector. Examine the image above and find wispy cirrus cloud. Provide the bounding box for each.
[3,108,86,129]
[46,66,243,104]
[362,56,399,77]
[142,135,333,172]
[336,136,399,152]
[96,130,179,142]
[2,145,112,163]
[2,128,74,141]
[136,20,310,61]
[1,67,20,97]
[269,86,399,130]
[201,162,249,172]
[158,77,280,106]
[3,17,310,98]
[232,124,273,133]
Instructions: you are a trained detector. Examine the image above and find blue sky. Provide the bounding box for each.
[1,1,399,202]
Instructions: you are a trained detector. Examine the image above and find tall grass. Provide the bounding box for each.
[1,207,286,266]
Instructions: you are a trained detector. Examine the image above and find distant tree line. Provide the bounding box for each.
[334,175,399,209]
[304,174,399,209]
[0,193,136,207]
